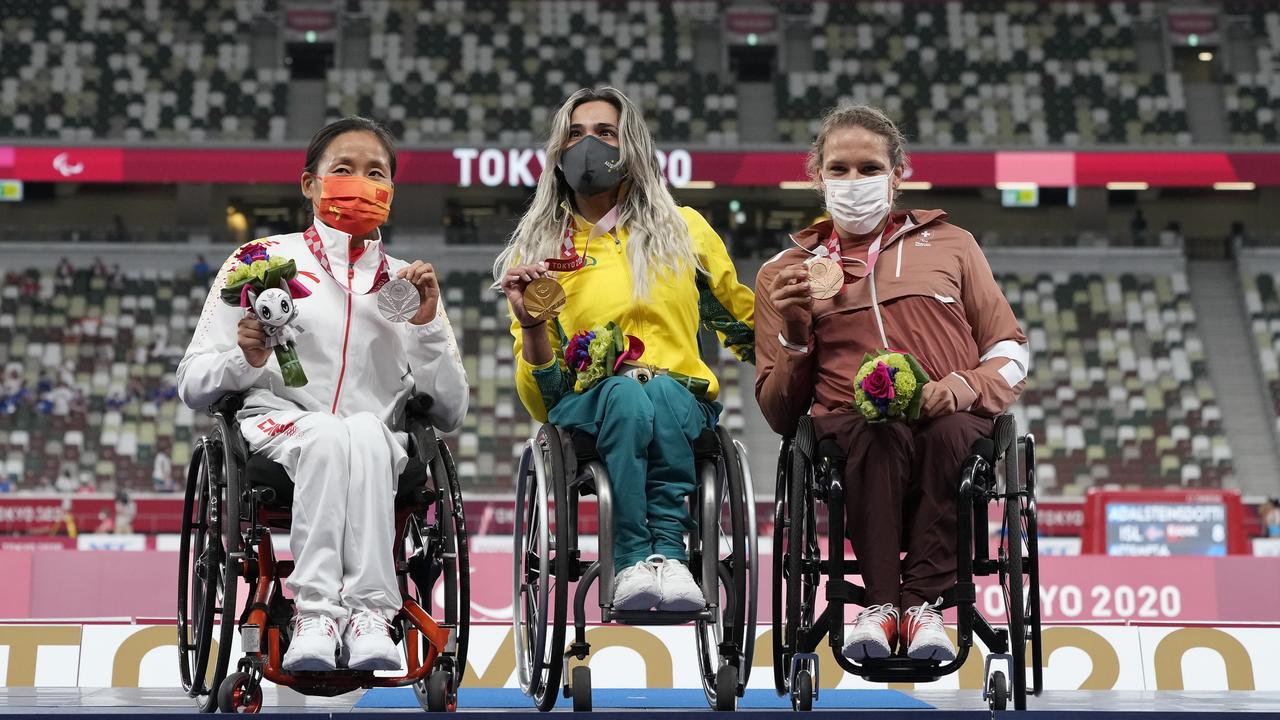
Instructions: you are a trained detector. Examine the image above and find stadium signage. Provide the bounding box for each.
[2,146,1279,188]
[451,147,693,188]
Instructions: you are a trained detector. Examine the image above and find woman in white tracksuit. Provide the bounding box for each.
[177,117,469,673]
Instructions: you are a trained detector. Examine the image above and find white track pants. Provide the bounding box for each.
[241,410,408,621]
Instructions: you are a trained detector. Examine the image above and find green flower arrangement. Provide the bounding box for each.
[853,349,931,423]
[565,322,644,393]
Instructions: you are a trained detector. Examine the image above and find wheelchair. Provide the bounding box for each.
[177,393,469,713]
[513,422,758,712]
[772,414,1043,712]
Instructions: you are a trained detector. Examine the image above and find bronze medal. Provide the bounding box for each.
[524,277,567,321]
[807,256,843,300]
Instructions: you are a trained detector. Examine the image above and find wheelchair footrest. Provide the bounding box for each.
[605,608,713,626]
[853,657,946,684]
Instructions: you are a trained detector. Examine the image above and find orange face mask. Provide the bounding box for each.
[315,175,394,236]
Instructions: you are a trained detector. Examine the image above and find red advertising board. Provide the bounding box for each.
[3,145,1279,188]
[0,495,1093,537]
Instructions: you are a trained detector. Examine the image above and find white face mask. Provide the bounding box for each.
[824,174,892,235]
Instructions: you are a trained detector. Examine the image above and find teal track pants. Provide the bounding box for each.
[547,375,720,573]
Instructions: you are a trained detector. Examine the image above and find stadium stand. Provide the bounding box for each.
[1243,271,1280,440]
[1223,6,1279,145]
[3,0,1212,147]
[326,0,735,145]
[0,261,1234,496]
[775,2,1191,146]
[0,0,288,141]
[1,265,200,493]
[1005,271,1232,495]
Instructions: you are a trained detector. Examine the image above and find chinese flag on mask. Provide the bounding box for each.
[318,175,394,236]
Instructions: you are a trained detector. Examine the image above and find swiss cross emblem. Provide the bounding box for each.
[915,230,932,247]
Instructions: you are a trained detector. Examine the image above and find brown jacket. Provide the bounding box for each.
[754,209,1028,436]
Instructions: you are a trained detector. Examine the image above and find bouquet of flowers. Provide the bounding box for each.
[220,243,312,387]
[853,349,931,423]
[564,322,645,393]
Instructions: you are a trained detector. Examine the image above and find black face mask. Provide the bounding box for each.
[558,135,624,197]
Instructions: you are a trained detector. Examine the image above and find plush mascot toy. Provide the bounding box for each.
[221,244,311,387]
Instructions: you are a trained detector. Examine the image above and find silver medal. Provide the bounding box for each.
[376,277,421,323]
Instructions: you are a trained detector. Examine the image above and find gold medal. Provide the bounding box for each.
[807,256,843,300]
[524,277,567,321]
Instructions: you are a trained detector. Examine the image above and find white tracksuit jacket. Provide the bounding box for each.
[177,217,469,620]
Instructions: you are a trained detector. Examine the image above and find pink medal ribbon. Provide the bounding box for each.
[817,217,899,284]
[542,206,619,272]
[302,224,392,295]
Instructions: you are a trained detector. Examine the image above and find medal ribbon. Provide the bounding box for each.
[814,216,900,285]
[543,206,619,272]
[302,224,393,295]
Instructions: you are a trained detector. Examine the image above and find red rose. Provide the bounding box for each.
[861,361,896,401]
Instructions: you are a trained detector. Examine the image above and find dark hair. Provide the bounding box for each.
[303,116,398,178]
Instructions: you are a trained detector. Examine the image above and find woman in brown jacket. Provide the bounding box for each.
[755,105,1028,663]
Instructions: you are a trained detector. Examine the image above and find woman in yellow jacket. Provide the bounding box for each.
[497,87,755,612]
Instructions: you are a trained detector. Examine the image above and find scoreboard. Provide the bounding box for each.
[1082,488,1250,556]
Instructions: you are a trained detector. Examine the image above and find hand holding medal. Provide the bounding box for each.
[382,260,437,325]
[501,262,562,326]
[805,253,843,300]
[524,276,567,321]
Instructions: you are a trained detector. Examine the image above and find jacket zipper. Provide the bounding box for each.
[331,265,354,414]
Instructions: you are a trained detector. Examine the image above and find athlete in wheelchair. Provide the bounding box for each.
[755,105,1042,711]
[496,87,759,711]
[174,117,471,712]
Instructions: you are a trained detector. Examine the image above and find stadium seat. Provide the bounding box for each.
[775,2,1190,146]
[1003,271,1231,494]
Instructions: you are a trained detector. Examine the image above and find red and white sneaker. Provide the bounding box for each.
[841,603,899,661]
[902,600,956,661]
[340,610,402,671]
[282,613,340,672]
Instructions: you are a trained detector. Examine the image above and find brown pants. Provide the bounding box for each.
[813,411,993,609]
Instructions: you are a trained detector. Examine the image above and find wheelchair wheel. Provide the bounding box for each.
[1001,434,1026,711]
[404,437,471,708]
[1021,435,1044,698]
[179,421,241,713]
[772,424,820,698]
[513,427,570,712]
[792,668,814,712]
[217,671,262,714]
[695,428,753,710]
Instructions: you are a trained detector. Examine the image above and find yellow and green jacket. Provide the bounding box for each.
[510,206,756,422]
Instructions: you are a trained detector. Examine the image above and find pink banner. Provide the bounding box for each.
[3,145,1280,187]
[1,550,1277,624]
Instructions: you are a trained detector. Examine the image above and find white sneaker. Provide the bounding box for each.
[652,555,705,611]
[841,603,899,661]
[902,600,956,661]
[612,560,661,611]
[282,613,340,672]
[340,610,402,671]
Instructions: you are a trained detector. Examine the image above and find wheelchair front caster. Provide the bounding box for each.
[571,666,592,712]
[987,670,1008,712]
[217,671,262,714]
[791,669,813,712]
[714,665,738,711]
[426,668,455,712]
